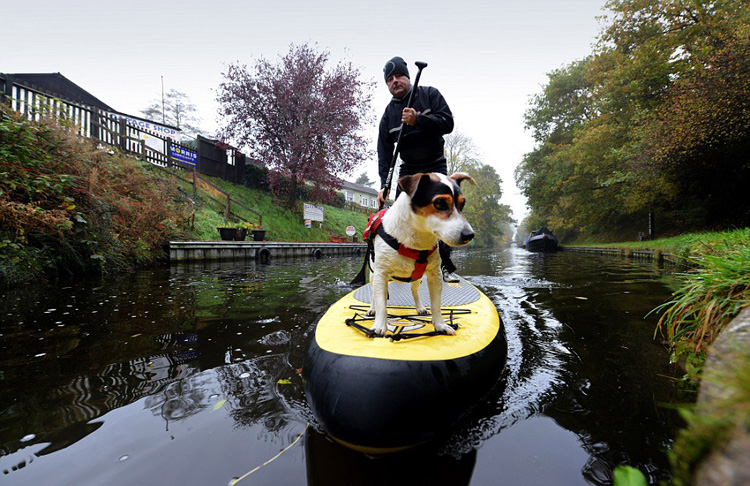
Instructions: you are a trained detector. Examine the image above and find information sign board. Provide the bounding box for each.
[303,203,324,222]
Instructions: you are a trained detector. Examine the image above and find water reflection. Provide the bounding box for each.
[1,250,688,485]
[305,427,477,486]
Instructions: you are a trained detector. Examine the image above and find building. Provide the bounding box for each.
[1,72,181,141]
[340,180,379,209]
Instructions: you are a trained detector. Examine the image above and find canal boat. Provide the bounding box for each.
[525,228,559,252]
[302,277,507,454]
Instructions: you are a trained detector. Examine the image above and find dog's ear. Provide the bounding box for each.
[450,173,476,187]
[397,173,429,198]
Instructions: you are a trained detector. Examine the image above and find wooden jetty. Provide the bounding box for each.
[169,241,367,263]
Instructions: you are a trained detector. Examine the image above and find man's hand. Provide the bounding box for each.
[377,188,387,207]
[401,107,417,126]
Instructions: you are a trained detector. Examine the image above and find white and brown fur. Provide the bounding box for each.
[367,172,475,336]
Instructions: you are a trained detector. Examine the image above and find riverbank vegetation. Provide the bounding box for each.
[651,230,749,369]
[0,107,190,286]
[0,107,373,287]
[649,231,749,485]
[165,170,373,243]
[518,0,750,242]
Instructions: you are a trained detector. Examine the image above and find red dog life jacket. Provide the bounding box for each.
[362,209,437,282]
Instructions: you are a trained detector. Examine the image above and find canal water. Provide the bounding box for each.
[0,248,690,485]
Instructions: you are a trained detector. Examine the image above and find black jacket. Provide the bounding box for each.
[377,86,454,189]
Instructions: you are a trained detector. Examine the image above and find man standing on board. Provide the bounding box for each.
[376,56,460,282]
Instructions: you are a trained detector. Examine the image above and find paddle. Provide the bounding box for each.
[350,61,428,286]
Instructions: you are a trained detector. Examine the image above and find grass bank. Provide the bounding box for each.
[162,170,371,243]
[566,229,749,262]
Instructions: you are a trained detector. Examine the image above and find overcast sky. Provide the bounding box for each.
[2,0,608,221]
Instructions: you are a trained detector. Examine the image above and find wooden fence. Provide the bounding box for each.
[1,74,260,224]
[0,75,245,178]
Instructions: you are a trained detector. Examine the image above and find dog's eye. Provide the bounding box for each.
[433,199,449,211]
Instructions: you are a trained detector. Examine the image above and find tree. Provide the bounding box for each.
[444,131,481,174]
[524,58,594,145]
[142,89,203,139]
[517,59,601,237]
[463,163,512,247]
[441,131,511,246]
[518,0,750,239]
[354,171,374,187]
[217,43,375,206]
[642,26,750,226]
[596,0,750,229]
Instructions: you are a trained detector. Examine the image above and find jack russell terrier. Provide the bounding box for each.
[363,172,475,336]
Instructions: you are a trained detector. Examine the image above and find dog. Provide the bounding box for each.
[365,172,475,336]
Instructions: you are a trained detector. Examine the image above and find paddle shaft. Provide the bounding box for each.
[351,61,427,286]
[379,61,427,210]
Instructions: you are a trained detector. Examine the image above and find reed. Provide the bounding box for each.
[652,228,750,368]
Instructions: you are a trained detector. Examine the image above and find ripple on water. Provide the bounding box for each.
[439,270,575,456]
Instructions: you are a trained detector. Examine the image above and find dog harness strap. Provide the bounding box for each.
[410,249,431,281]
[398,247,435,281]
[363,209,389,265]
[362,209,388,242]
[373,223,437,282]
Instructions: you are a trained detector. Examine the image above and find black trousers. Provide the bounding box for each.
[439,242,456,273]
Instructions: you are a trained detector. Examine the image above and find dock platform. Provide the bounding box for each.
[169,241,367,263]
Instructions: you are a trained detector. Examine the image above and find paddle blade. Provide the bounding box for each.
[350,247,370,286]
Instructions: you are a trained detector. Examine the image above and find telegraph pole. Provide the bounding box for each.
[161,76,165,124]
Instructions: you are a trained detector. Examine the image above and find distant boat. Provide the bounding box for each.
[525,228,558,252]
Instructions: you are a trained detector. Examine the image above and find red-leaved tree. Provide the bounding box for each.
[217,43,374,206]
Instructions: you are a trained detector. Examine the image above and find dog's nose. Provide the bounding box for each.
[461,230,474,243]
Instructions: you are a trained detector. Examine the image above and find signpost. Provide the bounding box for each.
[345,226,356,237]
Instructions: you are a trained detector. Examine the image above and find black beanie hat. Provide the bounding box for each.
[383,56,409,82]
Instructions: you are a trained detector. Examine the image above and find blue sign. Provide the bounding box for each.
[170,145,197,166]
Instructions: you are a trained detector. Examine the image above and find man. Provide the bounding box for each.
[376,56,460,283]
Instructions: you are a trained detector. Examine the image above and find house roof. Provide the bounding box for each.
[3,72,116,111]
[340,180,378,195]
[2,72,181,131]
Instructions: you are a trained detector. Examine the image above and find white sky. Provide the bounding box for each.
[2,0,607,221]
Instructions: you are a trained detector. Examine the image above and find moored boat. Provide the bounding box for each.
[302,277,507,454]
[525,228,558,252]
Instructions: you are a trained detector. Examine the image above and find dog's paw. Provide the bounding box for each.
[366,308,376,317]
[416,306,428,316]
[370,322,388,336]
[434,322,456,335]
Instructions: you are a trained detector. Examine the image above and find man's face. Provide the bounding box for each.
[386,73,410,99]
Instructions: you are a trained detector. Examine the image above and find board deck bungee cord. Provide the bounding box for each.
[302,277,507,454]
